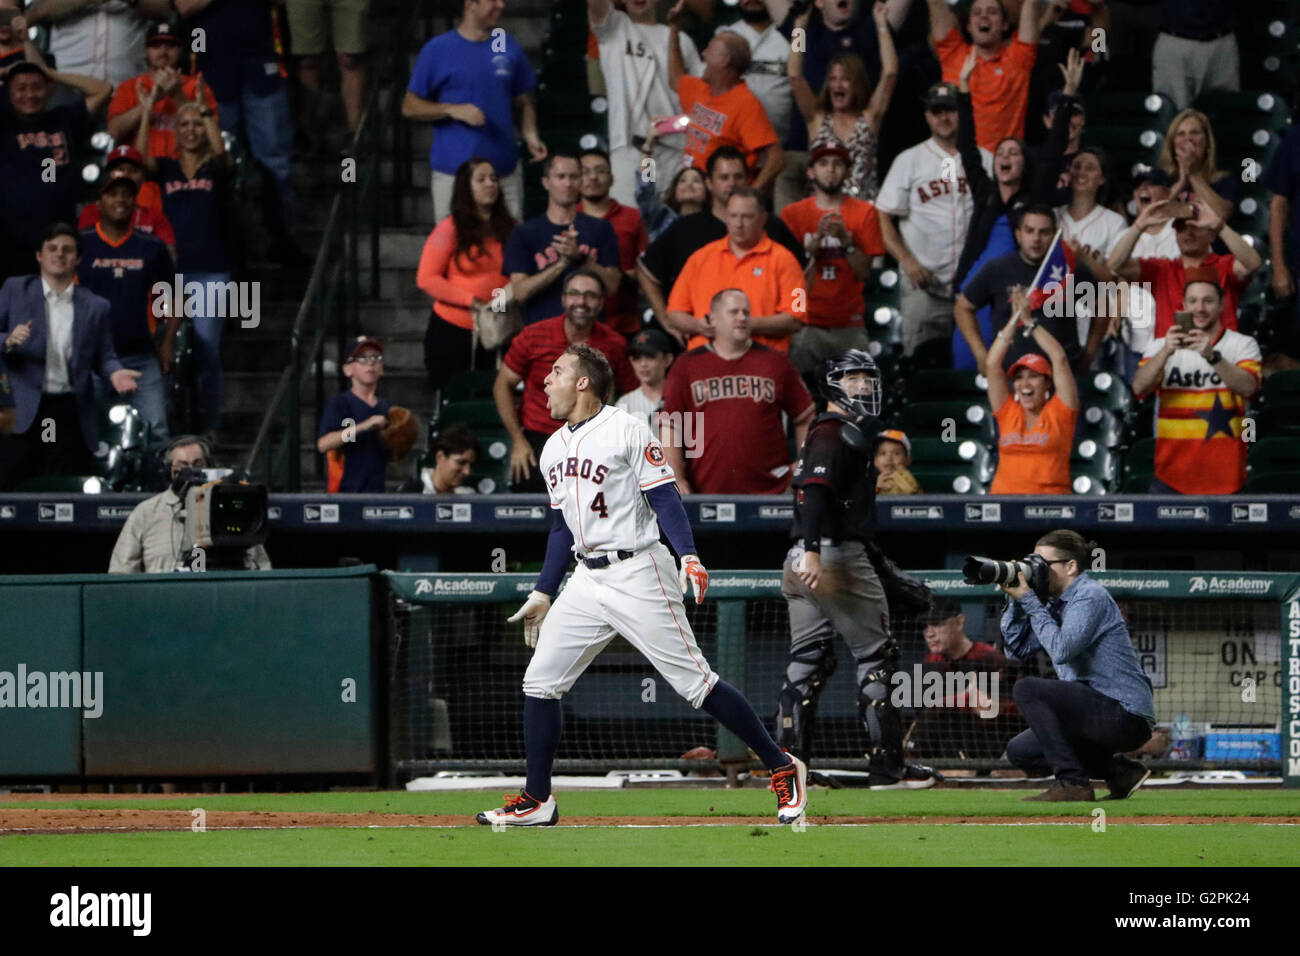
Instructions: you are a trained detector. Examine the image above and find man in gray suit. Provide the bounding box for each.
[0,223,141,490]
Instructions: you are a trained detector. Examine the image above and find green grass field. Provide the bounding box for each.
[2,788,1297,866]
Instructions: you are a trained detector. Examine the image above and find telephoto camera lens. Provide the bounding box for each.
[962,555,1029,587]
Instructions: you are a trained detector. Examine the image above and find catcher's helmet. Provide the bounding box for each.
[821,349,882,420]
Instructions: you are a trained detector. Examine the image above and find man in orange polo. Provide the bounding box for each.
[668,15,784,192]
[666,186,805,351]
[927,0,1042,151]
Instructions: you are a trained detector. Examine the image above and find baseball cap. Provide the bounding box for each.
[1007,352,1052,378]
[146,22,180,44]
[626,327,675,357]
[809,140,851,164]
[105,145,145,171]
[343,335,383,364]
[97,170,139,195]
[1132,165,1173,189]
[918,599,962,627]
[875,428,911,458]
[925,82,958,110]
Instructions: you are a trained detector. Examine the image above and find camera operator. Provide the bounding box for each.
[998,529,1154,802]
[108,436,271,573]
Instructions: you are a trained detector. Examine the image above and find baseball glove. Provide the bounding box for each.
[878,466,921,495]
[379,406,419,461]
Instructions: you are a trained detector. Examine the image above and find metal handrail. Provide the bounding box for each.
[244,0,428,487]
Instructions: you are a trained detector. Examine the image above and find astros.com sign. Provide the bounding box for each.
[1188,576,1273,595]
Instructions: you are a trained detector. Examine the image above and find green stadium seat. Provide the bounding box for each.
[1258,369,1300,406]
[1123,436,1157,481]
[1075,405,1124,448]
[1241,471,1300,492]
[1085,90,1176,131]
[1249,403,1300,438]
[1118,469,1155,493]
[1247,436,1300,472]
[1082,127,1162,166]
[1071,439,1118,494]
[441,369,497,403]
[906,463,988,495]
[1078,370,1133,416]
[1192,90,1292,134]
[890,399,995,446]
[421,426,513,494]
[907,436,996,484]
[903,368,989,403]
[435,398,502,430]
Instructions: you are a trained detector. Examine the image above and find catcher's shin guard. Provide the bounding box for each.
[857,644,905,776]
[777,639,837,763]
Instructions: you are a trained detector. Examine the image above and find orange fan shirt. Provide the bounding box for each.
[780,195,884,327]
[666,234,806,352]
[936,27,1036,152]
[990,394,1076,494]
[676,74,778,177]
[108,74,221,159]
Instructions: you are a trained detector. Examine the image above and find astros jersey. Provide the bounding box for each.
[1140,329,1261,494]
[876,138,992,285]
[540,404,676,555]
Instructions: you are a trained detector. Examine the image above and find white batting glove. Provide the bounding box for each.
[507,590,552,648]
[678,554,709,603]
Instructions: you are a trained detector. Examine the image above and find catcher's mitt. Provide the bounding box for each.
[878,466,921,495]
[380,406,419,461]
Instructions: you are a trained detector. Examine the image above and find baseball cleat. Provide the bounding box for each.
[869,763,942,791]
[475,791,559,826]
[771,753,808,823]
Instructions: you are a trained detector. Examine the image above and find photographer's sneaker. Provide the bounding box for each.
[1104,755,1150,800]
[771,753,808,823]
[475,791,558,826]
[869,763,942,791]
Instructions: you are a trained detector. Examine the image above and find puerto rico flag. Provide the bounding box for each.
[1026,230,1076,310]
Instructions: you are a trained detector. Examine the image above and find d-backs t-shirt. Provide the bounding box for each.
[502,213,621,326]
[318,391,393,493]
[407,29,537,176]
[77,225,175,357]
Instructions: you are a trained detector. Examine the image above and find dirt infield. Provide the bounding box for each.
[2,807,1298,833]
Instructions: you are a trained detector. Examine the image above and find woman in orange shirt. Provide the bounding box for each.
[986,291,1078,495]
[416,157,516,393]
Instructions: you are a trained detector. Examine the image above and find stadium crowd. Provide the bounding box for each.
[0,0,1294,502]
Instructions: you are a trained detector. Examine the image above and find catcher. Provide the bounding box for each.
[316,336,418,492]
[777,350,941,789]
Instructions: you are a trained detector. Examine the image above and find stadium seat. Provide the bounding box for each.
[433,398,501,430]
[1082,127,1162,166]
[1248,403,1300,438]
[1247,436,1300,472]
[420,426,513,494]
[1085,90,1176,131]
[1071,439,1118,494]
[1117,469,1155,493]
[1075,405,1124,449]
[1241,471,1300,493]
[1192,90,1291,134]
[907,436,996,484]
[1078,370,1133,417]
[441,369,498,403]
[1122,437,1157,489]
[907,463,988,495]
[1258,369,1300,406]
[890,399,996,446]
[903,368,988,403]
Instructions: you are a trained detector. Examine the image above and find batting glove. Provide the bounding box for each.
[507,590,552,648]
[679,554,709,603]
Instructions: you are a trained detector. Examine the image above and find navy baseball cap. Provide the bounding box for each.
[1045,90,1085,116]
[1132,165,1173,189]
[146,23,180,44]
[925,82,958,110]
[343,335,383,364]
[919,599,963,627]
[626,328,675,357]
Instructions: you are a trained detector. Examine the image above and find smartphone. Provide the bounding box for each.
[1174,310,1193,332]
[654,115,690,135]
[1167,200,1194,221]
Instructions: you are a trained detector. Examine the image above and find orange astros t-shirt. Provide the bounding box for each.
[676,75,778,177]
[990,394,1076,494]
[666,235,807,351]
[936,27,1036,152]
[780,196,884,327]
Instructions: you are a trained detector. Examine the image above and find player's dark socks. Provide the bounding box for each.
[523,695,563,801]
[702,680,789,770]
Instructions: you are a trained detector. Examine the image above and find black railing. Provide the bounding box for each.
[245,0,429,489]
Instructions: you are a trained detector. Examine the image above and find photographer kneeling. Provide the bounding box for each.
[993,530,1154,801]
[109,436,271,573]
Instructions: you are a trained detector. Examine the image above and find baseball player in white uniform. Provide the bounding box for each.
[477,343,808,826]
[877,82,992,356]
[590,0,702,208]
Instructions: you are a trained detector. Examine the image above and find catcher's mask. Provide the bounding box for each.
[821,349,882,421]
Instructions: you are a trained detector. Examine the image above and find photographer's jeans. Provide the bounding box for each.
[1005,677,1153,786]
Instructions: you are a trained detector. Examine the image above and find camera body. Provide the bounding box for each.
[963,553,1052,600]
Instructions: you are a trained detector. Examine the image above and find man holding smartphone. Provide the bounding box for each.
[1131,269,1261,495]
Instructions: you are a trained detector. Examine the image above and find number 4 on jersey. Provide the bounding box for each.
[590,492,609,518]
